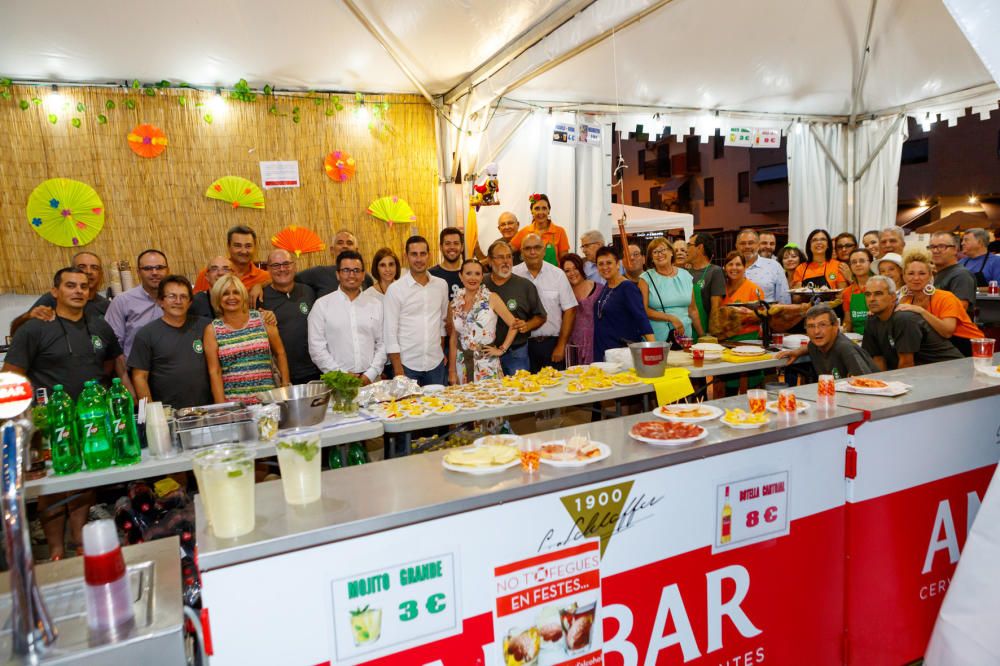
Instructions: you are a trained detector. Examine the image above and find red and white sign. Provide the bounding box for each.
[494,541,602,666]
[714,471,789,552]
[0,372,33,419]
[752,129,781,148]
[259,160,300,189]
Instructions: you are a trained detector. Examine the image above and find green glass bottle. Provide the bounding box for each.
[327,446,344,469]
[346,442,368,466]
[47,384,82,475]
[109,378,142,465]
[76,380,114,470]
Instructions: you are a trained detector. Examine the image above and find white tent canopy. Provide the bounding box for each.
[611,204,693,240]
[2,0,1000,247]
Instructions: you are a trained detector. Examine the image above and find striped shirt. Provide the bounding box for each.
[213,310,275,404]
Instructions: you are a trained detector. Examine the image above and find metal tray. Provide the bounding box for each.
[177,420,257,450]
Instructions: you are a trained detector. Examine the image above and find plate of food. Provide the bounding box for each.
[974,364,1000,380]
[654,403,723,423]
[730,345,768,357]
[539,435,611,467]
[566,380,590,394]
[837,377,911,396]
[766,400,809,414]
[473,433,521,447]
[629,420,708,445]
[611,373,642,386]
[720,408,771,429]
[442,444,520,474]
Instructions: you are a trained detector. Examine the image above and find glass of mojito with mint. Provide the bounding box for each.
[276,433,322,505]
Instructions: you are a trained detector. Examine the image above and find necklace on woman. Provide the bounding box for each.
[596,282,616,319]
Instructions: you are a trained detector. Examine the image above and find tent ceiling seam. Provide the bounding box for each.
[809,124,847,182]
[443,0,598,105]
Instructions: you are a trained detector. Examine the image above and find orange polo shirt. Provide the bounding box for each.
[901,289,984,340]
[193,262,270,293]
[509,222,570,258]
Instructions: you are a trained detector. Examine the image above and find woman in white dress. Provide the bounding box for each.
[448,259,519,384]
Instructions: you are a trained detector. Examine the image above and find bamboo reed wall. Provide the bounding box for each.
[0,85,440,293]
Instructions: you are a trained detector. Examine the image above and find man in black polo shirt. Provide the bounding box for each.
[483,240,546,375]
[777,304,877,379]
[861,275,963,370]
[189,255,231,320]
[297,229,374,297]
[928,232,976,317]
[3,267,122,397]
[9,251,109,335]
[262,249,320,384]
[129,275,213,408]
[429,227,464,298]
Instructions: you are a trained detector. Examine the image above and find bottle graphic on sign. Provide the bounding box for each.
[721,486,732,544]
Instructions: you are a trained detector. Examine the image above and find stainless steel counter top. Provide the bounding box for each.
[778,357,1000,420]
[198,392,861,570]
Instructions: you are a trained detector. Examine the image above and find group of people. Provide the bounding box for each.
[6,206,996,417]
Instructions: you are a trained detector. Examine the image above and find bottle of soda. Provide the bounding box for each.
[109,379,141,465]
[28,389,50,480]
[327,446,344,469]
[77,380,114,470]
[347,442,368,466]
[47,384,82,475]
[113,496,144,545]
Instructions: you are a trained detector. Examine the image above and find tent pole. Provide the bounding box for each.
[443,0,597,106]
[340,0,437,108]
[848,0,878,126]
[846,0,877,233]
[450,95,474,182]
[479,0,679,107]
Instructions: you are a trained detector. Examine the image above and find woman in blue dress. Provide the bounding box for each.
[637,237,696,346]
[592,246,654,361]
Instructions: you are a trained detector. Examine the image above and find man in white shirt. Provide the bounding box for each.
[579,230,607,285]
[738,229,790,305]
[383,236,450,386]
[307,251,385,385]
[513,234,577,371]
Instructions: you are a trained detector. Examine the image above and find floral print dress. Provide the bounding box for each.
[452,286,501,383]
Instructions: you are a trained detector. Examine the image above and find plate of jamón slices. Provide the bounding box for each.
[653,404,723,423]
[629,420,708,446]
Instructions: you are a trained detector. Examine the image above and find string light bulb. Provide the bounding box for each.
[44,84,63,112]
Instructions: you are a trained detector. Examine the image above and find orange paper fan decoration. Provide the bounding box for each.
[127,124,168,158]
[271,225,326,257]
[324,150,356,182]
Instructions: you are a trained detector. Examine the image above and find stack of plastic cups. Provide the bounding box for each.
[145,402,176,459]
[82,519,134,638]
[817,374,836,412]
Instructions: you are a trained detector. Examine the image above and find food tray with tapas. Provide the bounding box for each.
[538,435,611,467]
[653,403,723,423]
[836,377,911,396]
[442,443,520,475]
[720,408,770,429]
[629,420,708,445]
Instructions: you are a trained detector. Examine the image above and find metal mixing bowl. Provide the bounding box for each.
[257,382,331,428]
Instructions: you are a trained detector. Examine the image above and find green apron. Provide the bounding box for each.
[848,290,868,335]
[692,267,710,340]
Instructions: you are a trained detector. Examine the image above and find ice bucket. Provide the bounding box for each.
[628,341,668,378]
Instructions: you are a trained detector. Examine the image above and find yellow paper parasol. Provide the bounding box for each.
[26,178,105,247]
[367,195,416,229]
[205,176,265,209]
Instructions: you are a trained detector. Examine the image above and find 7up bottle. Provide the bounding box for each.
[108,379,141,465]
[77,380,114,470]
[47,384,82,475]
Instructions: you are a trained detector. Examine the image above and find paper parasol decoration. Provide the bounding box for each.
[324,150,356,182]
[205,176,265,209]
[367,196,416,228]
[127,123,168,158]
[271,226,326,257]
[26,178,105,248]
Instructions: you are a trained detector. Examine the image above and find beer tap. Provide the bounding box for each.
[0,373,57,658]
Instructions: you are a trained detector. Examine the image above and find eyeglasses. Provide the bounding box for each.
[162,293,190,302]
[139,265,168,272]
[268,261,294,269]
[652,249,671,257]
[835,243,856,250]
[805,321,834,331]
[338,267,364,275]
[927,244,955,251]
